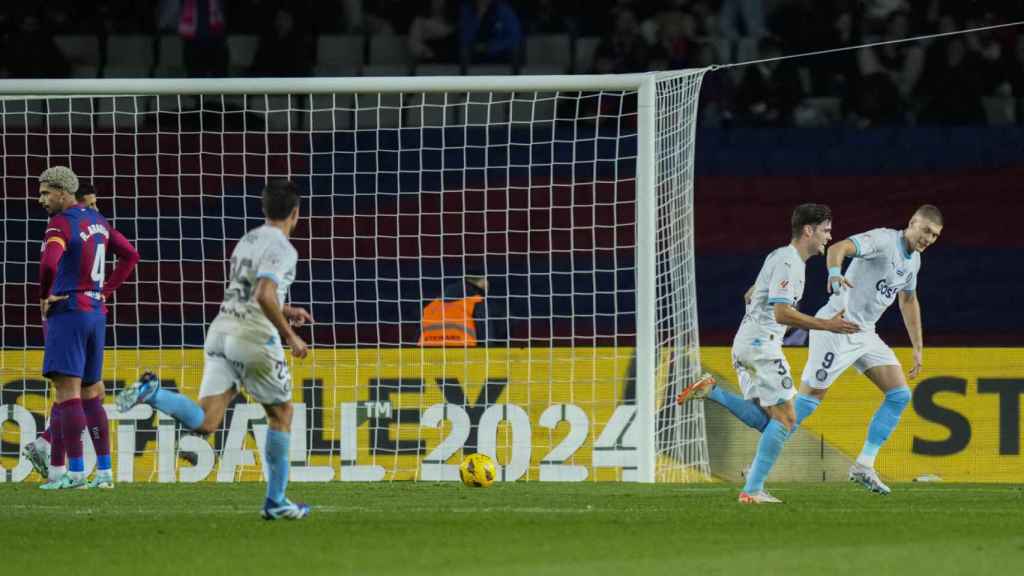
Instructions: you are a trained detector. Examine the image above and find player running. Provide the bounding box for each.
[33,168,140,490]
[676,204,858,503]
[117,179,313,520]
[791,205,943,495]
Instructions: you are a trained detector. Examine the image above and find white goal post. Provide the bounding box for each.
[0,71,708,484]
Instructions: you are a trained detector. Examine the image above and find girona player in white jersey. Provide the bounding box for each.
[117,179,314,519]
[795,205,943,495]
[677,204,858,503]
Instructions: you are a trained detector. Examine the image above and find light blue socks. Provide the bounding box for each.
[708,386,769,431]
[265,429,291,504]
[743,419,791,493]
[794,393,821,428]
[147,389,206,431]
[857,386,911,468]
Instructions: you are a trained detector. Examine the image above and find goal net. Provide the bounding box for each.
[0,72,708,484]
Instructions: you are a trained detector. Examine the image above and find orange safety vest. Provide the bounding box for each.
[418,295,483,347]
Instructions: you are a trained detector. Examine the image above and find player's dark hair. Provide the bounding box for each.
[75,183,95,201]
[262,179,300,221]
[791,203,832,239]
[914,204,943,225]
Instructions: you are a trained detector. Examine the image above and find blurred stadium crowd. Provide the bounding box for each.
[2,0,1024,127]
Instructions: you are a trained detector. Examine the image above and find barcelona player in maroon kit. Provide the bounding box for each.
[24,182,137,486]
[35,167,139,489]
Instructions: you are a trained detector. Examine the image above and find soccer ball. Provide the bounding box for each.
[459,453,496,487]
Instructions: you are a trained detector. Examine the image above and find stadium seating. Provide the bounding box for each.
[467,64,515,76]
[525,34,571,73]
[315,35,364,77]
[54,35,101,78]
[573,36,600,74]
[982,96,1017,125]
[414,64,462,76]
[103,35,156,78]
[369,35,409,66]
[154,35,186,77]
[226,35,260,76]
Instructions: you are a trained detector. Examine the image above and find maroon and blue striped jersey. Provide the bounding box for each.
[39,204,139,315]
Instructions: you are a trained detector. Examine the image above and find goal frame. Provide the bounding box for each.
[0,72,705,483]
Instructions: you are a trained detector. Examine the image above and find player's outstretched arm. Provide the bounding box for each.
[255,277,308,358]
[826,239,858,293]
[102,229,141,298]
[773,304,859,334]
[898,290,924,379]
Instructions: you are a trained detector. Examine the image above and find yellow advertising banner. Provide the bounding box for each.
[5,347,1018,483]
[701,346,1024,483]
[1,348,641,483]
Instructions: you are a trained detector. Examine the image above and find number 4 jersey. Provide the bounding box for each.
[213,224,298,340]
[41,204,138,315]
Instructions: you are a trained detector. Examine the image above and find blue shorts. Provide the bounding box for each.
[43,311,106,384]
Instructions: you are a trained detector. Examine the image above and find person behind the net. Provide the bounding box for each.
[789,205,942,495]
[117,179,313,519]
[32,170,140,490]
[676,204,859,503]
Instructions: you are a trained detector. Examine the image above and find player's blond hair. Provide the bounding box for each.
[39,166,80,195]
[913,204,943,225]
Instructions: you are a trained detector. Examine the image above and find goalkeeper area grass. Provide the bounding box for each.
[2,482,1022,575]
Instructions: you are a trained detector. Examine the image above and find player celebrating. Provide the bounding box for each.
[676,204,858,503]
[34,169,140,490]
[791,205,943,495]
[117,179,313,519]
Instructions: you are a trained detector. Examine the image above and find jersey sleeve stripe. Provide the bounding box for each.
[850,236,862,256]
[256,271,282,285]
[45,237,66,249]
[767,297,791,305]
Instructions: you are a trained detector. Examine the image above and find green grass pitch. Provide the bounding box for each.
[2,482,1023,575]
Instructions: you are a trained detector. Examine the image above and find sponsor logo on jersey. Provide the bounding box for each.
[815,368,828,382]
[875,279,900,299]
[779,280,789,289]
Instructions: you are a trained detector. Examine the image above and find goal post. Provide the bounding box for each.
[0,71,709,484]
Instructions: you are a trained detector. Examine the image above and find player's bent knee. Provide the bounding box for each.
[764,406,796,432]
[81,381,105,400]
[799,382,827,400]
[195,413,225,435]
[265,402,293,431]
[887,386,911,407]
[778,415,796,432]
[195,422,218,435]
